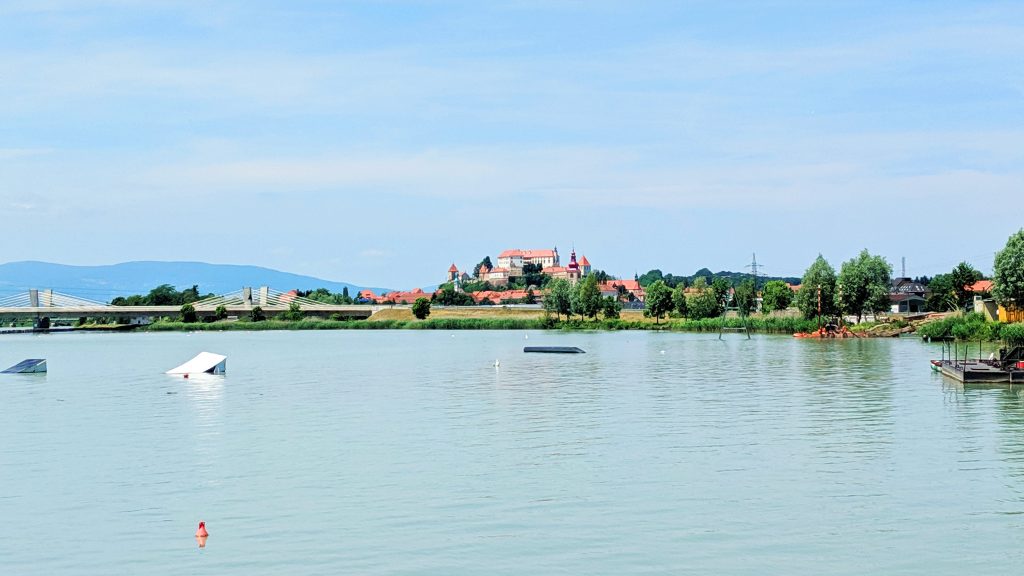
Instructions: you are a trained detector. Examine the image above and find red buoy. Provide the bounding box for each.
[195,521,208,537]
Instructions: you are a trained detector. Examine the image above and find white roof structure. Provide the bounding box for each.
[166,352,227,375]
[2,359,47,373]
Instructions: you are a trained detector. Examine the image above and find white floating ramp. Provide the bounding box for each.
[2,359,47,373]
[166,352,227,375]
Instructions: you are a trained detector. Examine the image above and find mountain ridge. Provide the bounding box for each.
[0,260,389,303]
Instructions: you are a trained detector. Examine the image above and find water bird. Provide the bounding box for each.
[660,350,666,355]
[524,334,529,339]
[494,359,500,368]
[195,521,208,537]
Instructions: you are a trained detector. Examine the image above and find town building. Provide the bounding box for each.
[478,247,593,286]
[599,279,645,303]
[889,277,929,314]
[496,248,560,269]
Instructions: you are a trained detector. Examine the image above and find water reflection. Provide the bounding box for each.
[800,339,896,461]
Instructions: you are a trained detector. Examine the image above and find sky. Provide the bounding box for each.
[2,0,1022,290]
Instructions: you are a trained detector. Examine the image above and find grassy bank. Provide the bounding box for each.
[917,313,1024,345]
[142,314,820,333]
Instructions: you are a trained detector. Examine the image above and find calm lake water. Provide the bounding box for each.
[1,330,1023,574]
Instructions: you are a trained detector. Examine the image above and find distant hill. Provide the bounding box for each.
[0,261,389,303]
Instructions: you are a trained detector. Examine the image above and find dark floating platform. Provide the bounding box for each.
[524,346,586,354]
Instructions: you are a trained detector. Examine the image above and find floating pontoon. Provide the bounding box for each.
[523,346,586,354]
[166,352,227,375]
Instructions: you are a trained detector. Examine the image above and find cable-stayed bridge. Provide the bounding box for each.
[0,287,383,322]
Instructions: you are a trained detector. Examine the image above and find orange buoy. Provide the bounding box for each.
[195,521,208,537]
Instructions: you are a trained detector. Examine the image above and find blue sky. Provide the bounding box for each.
[2,1,1022,289]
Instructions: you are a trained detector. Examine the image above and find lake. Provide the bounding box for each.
[1,330,1022,574]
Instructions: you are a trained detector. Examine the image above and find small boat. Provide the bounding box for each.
[930,359,942,372]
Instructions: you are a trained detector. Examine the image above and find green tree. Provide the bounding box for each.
[472,256,493,278]
[711,277,731,309]
[925,273,957,312]
[760,280,793,313]
[342,286,350,302]
[179,303,197,323]
[835,250,892,322]
[601,296,622,319]
[434,284,474,306]
[250,306,266,322]
[950,261,984,309]
[576,274,602,319]
[734,278,756,316]
[644,280,673,324]
[686,284,720,320]
[280,301,303,321]
[147,284,180,306]
[181,284,201,304]
[524,288,537,305]
[544,278,572,320]
[214,305,228,321]
[638,269,664,287]
[993,229,1024,310]
[795,255,839,320]
[519,263,548,289]
[412,297,431,320]
[671,284,688,317]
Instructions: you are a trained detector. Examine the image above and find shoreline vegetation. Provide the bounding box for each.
[123,308,882,335]
[67,308,1018,344]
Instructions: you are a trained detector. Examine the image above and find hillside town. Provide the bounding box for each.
[356,246,646,305]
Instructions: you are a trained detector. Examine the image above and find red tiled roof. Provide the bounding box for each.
[448,263,459,273]
[579,255,590,266]
[600,280,641,292]
[498,249,556,259]
[968,280,993,292]
[471,289,530,303]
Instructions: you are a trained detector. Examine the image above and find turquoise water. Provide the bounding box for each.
[1,330,1023,574]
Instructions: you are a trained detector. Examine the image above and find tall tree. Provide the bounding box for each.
[472,256,493,278]
[711,277,731,309]
[760,280,793,313]
[950,261,984,309]
[644,280,673,324]
[577,274,602,319]
[925,273,957,312]
[993,229,1024,310]
[544,278,572,320]
[795,255,838,321]
[686,283,720,320]
[734,278,756,316]
[835,249,892,322]
[671,284,688,317]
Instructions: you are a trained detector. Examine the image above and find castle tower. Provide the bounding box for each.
[579,255,591,276]
[566,249,581,284]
